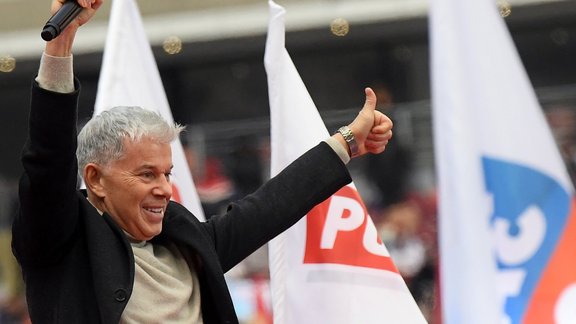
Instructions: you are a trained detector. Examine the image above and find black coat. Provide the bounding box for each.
[12,81,351,323]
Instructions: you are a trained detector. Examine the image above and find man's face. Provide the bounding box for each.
[98,137,173,241]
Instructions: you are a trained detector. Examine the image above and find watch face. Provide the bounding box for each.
[339,126,354,141]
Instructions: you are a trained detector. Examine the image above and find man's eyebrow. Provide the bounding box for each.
[134,164,174,172]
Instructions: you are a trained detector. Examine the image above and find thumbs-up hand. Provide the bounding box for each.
[346,87,393,157]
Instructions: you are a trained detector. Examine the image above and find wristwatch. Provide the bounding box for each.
[337,126,359,158]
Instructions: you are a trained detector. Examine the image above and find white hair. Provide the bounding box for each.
[76,106,184,177]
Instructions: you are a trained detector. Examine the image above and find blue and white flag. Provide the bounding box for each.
[430,0,576,323]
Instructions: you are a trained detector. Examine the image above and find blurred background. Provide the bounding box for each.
[1,0,576,323]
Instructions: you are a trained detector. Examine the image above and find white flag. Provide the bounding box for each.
[95,0,204,220]
[264,1,426,323]
[430,0,576,323]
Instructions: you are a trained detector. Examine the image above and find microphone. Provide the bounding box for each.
[41,1,83,41]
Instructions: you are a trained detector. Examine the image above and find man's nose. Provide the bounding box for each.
[153,176,172,199]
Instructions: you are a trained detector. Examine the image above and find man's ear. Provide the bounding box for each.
[84,163,106,198]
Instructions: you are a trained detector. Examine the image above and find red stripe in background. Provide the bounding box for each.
[524,198,576,323]
[171,183,182,203]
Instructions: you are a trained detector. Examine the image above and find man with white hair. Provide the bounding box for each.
[12,0,393,323]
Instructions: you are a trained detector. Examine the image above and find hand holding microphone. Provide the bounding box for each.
[41,1,84,41]
[40,0,103,42]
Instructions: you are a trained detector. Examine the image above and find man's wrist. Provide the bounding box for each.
[336,126,359,158]
[36,52,74,93]
[325,137,351,164]
[44,27,78,57]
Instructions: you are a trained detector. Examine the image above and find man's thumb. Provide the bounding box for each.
[361,87,377,114]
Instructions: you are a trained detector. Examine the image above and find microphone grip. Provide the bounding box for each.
[41,1,84,41]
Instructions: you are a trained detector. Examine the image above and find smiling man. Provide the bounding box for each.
[11,0,393,323]
[79,109,180,241]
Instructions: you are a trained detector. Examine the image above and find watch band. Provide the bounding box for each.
[337,126,359,158]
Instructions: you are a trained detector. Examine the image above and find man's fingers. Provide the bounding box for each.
[51,0,65,14]
[367,130,393,141]
[364,139,388,154]
[92,0,103,10]
[370,119,393,135]
[372,110,392,128]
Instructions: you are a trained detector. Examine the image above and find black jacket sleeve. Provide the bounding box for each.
[13,80,82,267]
[203,142,352,272]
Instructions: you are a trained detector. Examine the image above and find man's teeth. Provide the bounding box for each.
[145,208,163,213]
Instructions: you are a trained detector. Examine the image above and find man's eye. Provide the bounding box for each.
[141,172,155,179]
[165,173,172,181]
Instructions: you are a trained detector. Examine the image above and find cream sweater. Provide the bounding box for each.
[120,241,203,324]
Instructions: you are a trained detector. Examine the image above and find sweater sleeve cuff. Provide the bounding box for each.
[35,52,74,93]
[324,137,350,165]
